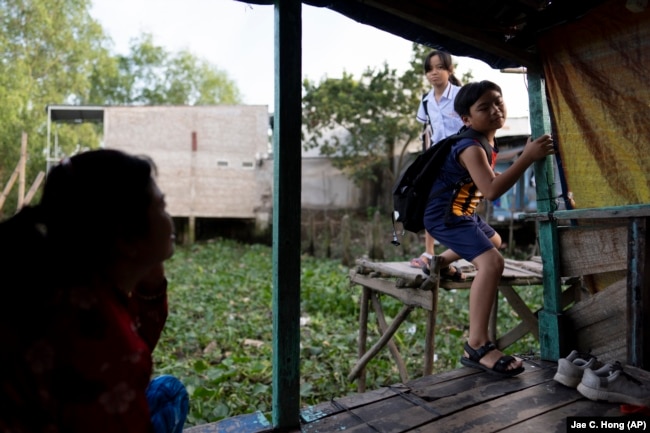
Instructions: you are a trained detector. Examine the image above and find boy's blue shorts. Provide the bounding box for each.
[427,213,496,262]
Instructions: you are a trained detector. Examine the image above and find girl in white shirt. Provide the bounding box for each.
[410,50,466,281]
[417,50,464,148]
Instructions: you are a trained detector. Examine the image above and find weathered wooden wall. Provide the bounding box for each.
[103,105,272,220]
[558,219,629,361]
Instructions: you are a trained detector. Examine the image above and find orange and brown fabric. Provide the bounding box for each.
[539,0,650,209]
[539,0,650,292]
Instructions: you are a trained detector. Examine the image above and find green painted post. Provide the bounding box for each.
[527,71,563,361]
[272,0,301,428]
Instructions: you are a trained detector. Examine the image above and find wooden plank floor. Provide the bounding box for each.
[298,359,625,433]
[184,358,638,432]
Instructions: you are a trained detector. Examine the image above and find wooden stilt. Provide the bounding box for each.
[357,286,370,392]
[348,304,414,381]
[371,292,409,383]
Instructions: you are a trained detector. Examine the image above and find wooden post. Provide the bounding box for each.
[307,213,315,256]
[628,217,649,368]
[348,304,414,381]
[371,292,409,383]
[0,163,21,212]
[370,209,384,260]
[324,215,331,258]
[528,71,564,361]
[188,216,196,245]
[272,0,302,428]
[23,171,45,205]
[17,132,27,210]
[189,131,197,244]
[423,256,442,375]
[341,214,352,266]
[357,286,370,392]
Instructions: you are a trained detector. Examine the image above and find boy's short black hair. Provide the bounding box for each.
[454,80,503,117]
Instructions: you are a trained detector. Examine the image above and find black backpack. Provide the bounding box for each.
[391,127,492,243]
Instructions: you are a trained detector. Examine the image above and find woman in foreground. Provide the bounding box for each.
[0,149,188,433]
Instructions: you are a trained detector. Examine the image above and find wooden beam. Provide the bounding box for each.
[350,273,434,310]
[628,217,650,368]
[272,0,302,429]
[524,203,650,221]
[23,171,45,206]
[348,304,414,381]
[0,160,22,212]
[423,256,442,376]
[371,292,409,383]
[357,287,370,392]
[17,132,27,210]
[363,0,539,68]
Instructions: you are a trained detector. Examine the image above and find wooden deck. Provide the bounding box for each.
[185,358,636,433]
[298,359,626,433]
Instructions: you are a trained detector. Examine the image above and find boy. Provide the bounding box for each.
[424,81,554,377]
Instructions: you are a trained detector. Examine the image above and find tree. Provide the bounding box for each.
[302,43,473,210]
[89,33,241,106]
[0,2,242,218]
[0,0,110,216]
[302,44,423,209]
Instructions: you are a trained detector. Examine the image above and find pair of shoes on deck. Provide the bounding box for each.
[577,363,650,406]
[460,341,524,378]
[554,350,650,406]
[553,350,612,388]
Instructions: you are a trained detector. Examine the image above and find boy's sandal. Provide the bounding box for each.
[422,262,466,281]
[460,341,525,378]
[440,265,466,281]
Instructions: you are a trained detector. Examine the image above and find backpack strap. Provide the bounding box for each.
[460,127,493,163]
[421,93,431,152]
[422,93,429,122]
[428,128,492,201]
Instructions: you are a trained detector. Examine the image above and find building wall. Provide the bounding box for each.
[103,105,272,220]
[301,158,363,209]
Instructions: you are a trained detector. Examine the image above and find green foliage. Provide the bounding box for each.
[0,4,241,218]
[301,44,427,209]
[0,0,109,214]
[301,43,474,210]
[158,239,542,427]
[90,33,241,106]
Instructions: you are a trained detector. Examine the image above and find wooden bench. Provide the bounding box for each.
[348,257,544,391]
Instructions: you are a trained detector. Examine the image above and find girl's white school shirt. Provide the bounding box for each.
[416,82,464,147]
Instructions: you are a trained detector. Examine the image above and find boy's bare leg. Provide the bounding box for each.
[465,246,522,371]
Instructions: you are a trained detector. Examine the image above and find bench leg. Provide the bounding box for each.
[356,287,370,392]
[348,304,414,382]
[424,283,438,375]
[371,292,409,383]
